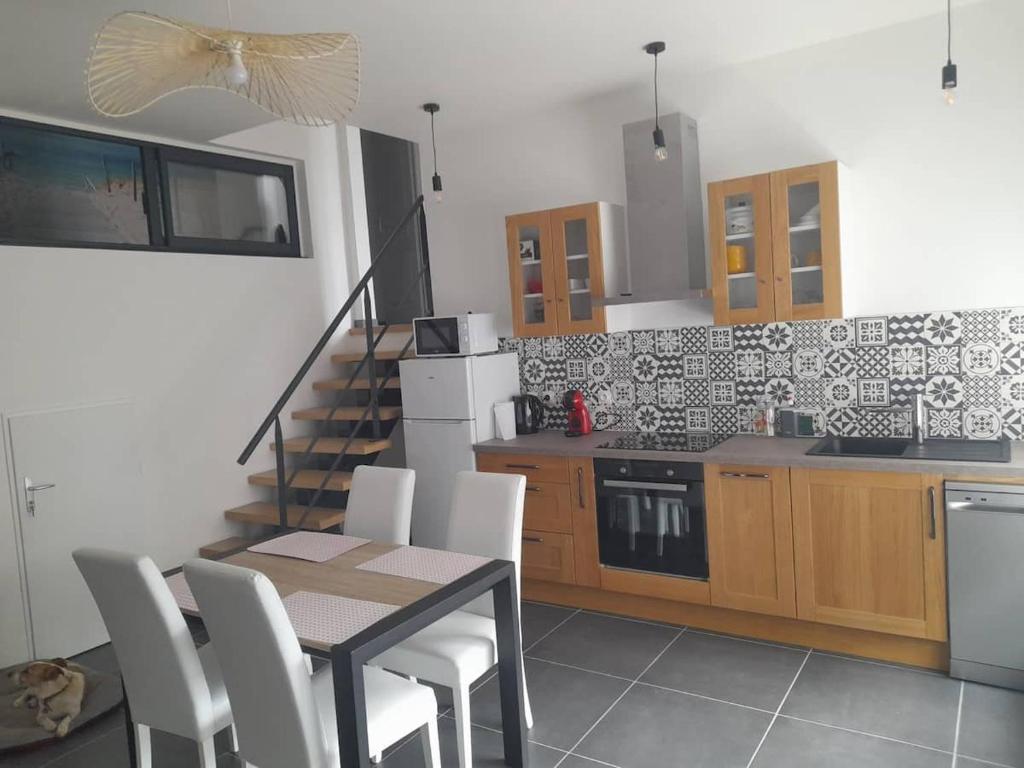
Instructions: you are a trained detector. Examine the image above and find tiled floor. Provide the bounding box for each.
[8,602,1024,768]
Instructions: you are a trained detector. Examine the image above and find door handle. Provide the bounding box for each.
[577,466,585,508]
[928,486,937,539]
[526,486,542,493]
[24,477,56,517]
[506,463,541,470]
[720,472,769,480]
[522,535,544,543]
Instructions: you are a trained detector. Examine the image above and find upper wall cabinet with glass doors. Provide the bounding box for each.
[505,201,625,337]
[709,161,845,325]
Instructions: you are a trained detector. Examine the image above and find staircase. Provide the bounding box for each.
[201,196,431,554]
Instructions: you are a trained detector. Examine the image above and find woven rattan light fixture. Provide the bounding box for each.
[86,10,360,127]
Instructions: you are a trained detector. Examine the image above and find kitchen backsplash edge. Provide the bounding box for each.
[497,306,1024,441]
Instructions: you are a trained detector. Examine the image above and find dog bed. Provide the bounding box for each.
[0,662,124,755]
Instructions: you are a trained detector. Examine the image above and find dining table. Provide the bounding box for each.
[148,533,529,768]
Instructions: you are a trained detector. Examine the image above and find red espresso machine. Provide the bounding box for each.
[562,389,593,437]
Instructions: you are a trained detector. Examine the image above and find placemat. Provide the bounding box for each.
[165,572,197,612]
[355,546,491,584]
[281,592,399,646]
[247,532,370,563]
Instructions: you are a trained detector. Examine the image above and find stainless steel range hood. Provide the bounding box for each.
[598,112,708,305]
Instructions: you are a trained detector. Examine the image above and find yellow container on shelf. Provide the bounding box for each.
[726,245,748,274]
[804,250,822,267]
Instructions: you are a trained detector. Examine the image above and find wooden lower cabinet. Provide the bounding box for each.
[790,468,947,641]
[523,482,572,534]
[521,530,575,584]
[705,465,796,618]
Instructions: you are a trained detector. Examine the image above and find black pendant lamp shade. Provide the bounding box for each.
[942,0,958,105]
[423,102,443,200]
[645,41,668,161]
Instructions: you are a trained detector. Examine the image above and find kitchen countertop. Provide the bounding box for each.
[474,431,1024,479]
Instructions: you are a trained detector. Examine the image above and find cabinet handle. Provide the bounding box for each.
[506,463,541,470]
[523,535,544,544]
[577,466,585,508]
[928,486,937,540]
[720,471,769,480]
[526,485,542,493]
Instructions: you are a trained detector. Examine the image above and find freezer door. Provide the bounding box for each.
[403,418,478,548]
[398,357,474,421]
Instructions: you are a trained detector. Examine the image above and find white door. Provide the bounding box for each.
[8,401,145,658]
[403,418,477,549]
[398,357,475,421]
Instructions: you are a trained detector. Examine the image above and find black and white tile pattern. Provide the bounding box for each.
[502,306,1024,439]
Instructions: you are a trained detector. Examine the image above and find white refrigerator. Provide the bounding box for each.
[399,352,520,548]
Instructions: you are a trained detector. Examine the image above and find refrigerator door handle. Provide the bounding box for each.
[403,418,468,425]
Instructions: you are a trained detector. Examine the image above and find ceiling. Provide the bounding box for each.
[0,0,984,143]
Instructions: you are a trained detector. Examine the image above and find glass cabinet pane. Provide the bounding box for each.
[515,223,547,326]
[724,192,757,310]
[786,181,824,306]
[562,217,593,322]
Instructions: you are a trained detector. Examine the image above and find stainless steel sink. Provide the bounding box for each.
[806,436,1011,463]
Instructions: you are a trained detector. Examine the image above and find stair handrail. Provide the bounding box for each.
[237,194,426,466]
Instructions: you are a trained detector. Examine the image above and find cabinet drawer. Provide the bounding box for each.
[522,530,575,584]
[476,452,569,484]
[524,482,573,534]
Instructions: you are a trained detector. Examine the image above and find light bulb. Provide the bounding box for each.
[434,190,444,203]
[432,173,443,203]
[943,87,956,106]
[652,126,668,162]
[224,44,249,86]
[655,145,669,162]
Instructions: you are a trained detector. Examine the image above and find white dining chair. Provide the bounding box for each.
[343,465,416,544]
[72,549,236,768]
[371,470,533,768]
[183,558,441,768]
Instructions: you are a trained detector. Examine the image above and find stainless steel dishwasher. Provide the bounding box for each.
[947,481,1024,690]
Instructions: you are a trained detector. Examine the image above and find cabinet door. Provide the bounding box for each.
[523,482,573,534]
[709,174,776,325]
[550,203,607,335]
[522,530,576,584]
[770,161,842,321]
[706,465,796,618]
[506,211,559,337]
[791,469,946,640]
[569,457,601,587]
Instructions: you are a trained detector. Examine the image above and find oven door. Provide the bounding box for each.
[595,477,708,580]
[414,317,462,356]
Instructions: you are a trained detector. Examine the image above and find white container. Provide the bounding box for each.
[494,402,516,440]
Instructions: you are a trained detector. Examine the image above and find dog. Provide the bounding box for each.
[10,659,86,738]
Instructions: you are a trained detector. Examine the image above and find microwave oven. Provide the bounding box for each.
[413,314,499,357]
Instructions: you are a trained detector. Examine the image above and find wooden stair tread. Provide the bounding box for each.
[292,406,403,421]
[225,501,344,531]
[271,437,392,456]
[331,349,410,363]
[347,324,412,335]
[313,377,401,391]
[247,469,353,492]
[199,536,256,559]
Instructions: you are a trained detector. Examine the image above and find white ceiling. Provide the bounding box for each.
[0,0,984,142]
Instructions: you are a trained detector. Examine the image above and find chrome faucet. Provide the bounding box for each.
[889,393,926,443]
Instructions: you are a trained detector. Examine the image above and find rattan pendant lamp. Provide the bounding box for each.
[86,1,360,126]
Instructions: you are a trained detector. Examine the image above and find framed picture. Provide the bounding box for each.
[519,239,538,261]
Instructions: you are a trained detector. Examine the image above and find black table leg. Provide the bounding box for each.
[122,678,138,768]
[493,573,529,767]
[333,646,370,768]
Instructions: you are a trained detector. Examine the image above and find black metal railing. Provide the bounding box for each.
[238,195,431,531]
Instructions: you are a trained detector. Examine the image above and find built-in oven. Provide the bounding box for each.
[594,458,708,580]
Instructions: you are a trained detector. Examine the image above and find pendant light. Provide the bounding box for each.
[422,103,443,202]
[942,0,958,105]
[645,41,668,162]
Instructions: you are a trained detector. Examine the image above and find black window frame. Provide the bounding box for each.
[0,114,303,259]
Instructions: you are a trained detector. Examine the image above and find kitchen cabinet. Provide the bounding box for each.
[505,202,625,337]
[705,465,796,618]
[569,457,600,587]
[790,468,946,641]
[709,161,844,325]
[521,532,576,584]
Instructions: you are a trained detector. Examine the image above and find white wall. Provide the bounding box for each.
[0,115,350,665]
[397,0,1024,335]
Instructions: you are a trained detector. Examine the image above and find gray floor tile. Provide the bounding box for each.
[640,631,806,711]
[557,756,616,768]
[576,683,771,768]
[521,602,577,650]
[470,657,630,751]
[782,653,961,751]
[753,717,951,768]
[527,612,678,679]
[957,682,1024,767]
[42,725,130,768]
[955,758,1001,768]
[380,714,564,768]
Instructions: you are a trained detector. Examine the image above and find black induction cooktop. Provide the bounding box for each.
[597,432,733,453]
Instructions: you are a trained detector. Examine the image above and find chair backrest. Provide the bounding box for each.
[444,470,526,618]
[343,465,415,545]
[72,548,214,739]
[184,558,331,768]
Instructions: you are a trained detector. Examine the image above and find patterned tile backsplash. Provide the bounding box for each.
[499,307,1024,440]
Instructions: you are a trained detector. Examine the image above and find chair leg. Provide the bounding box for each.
[421,717,442,768]
[228,724,239,752]
[198,737,217,768]
[370,753,382,764]
[452,683,473,768]
[135,723,152,768]
[523,676,534,730]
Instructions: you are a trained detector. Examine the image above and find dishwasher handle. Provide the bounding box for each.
[947,500,1024,515]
